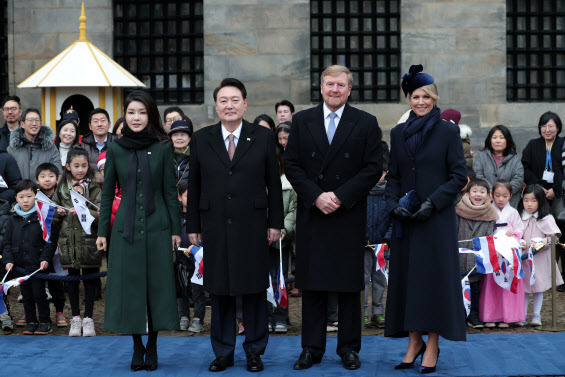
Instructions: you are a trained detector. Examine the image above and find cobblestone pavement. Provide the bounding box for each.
[2,273,565,338]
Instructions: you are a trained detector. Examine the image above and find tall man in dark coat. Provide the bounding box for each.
[284,65,382,370]
[187,78,284,373]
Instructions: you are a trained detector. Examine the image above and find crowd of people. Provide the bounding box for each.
[0,64,564,374]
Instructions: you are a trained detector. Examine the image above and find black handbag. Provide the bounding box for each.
[174,245,194,298]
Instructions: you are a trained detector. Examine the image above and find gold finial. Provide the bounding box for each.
[79,3,87,42]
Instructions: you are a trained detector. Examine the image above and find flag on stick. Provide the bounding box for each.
[266,274,277,307]
[275,239,288,308]
[3,268,41,294]
[528,248,536,285]
[190,246,204,285]
[70,190,95,234]
[374,243,388,283]
[473,236,501,274]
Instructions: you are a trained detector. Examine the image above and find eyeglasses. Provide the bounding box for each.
[165,116,181,125]
[25,118,41,124]
[3,107,18,112]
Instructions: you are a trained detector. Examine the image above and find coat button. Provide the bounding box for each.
[411,168,415,172]
[139,193,143,198]
[137,169,141,173]
[336,175,341,180]
[140,230,144,235]
[345,153,350,158]
[312,152,316,157]
[227,195,232,200]
[228,170,233,175]
[140,218,144,223]
[318,174,323,179]
[228,219,232,224]
[139,206,144,211]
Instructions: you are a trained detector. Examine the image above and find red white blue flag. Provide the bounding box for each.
[528,248,536,285]
[473,236,501,274]
[35,200,54,243]
[190,246,204,285]
[2,272,37,294]
[274,267,287,309]
[493,248,524,294]
[374,243,388,283]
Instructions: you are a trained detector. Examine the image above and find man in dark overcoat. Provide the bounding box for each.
[284,65,382,370]
[187,78,284,373]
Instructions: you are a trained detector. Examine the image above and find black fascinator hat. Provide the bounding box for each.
[401,65,435,97]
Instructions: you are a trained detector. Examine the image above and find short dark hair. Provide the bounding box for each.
[275,100,295,114]
[253,114,276,131]
[21,108,41,123]
[163,106,185,122]
[519,184,552,219]
[467,178,491,194]
[1,95,21,109]
[36,163,60,179]
[483,125,517,156]
[178,180,188,195]
[15,179,38,195]
[493,179,513,195]
[89,108,110,124]
[213,78,247,102]
[538,111,562,136]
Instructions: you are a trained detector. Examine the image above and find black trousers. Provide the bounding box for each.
[301,290,361,358]
[67,268,99,318]
[20,277,50,324]
[211,291,269,358]
[47,280,66,313]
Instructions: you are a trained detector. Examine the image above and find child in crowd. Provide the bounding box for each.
[364,141,391,329]
[96,152,121,230]
[177,181,206,333]
[456,178,498,329]
[35,163,68,328]
[170,120,192,186]
[479,180,525,327]
[50,147,102,337]
[3,180,53,335]
[520,184,563,326]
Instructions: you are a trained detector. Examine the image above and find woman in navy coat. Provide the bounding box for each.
[385,65,468,374]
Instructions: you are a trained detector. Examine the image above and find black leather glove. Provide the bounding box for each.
[390,206,412,221]
[411,198,435,222]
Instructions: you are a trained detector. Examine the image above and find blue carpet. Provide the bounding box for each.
[1,333,565,376]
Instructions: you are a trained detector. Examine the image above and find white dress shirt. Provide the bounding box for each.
[221,123,242,151]
[323,103,345,133]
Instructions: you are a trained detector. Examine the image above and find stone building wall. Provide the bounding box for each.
[5,0,565,151]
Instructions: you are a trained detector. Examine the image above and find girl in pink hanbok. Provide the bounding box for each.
[520,184,563,326]
[479,180,525,327]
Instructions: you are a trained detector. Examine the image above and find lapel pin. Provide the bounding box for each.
[147,152,151,155]
[247,138,251,141]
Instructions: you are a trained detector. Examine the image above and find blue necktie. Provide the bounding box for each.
[327,112,337,144]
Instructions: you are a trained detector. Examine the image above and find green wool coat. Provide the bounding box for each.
[51,183,102,269]
[98,140,181,334]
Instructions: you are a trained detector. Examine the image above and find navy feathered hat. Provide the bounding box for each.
[401,65,434,97]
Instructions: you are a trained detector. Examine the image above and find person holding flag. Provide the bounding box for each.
[47,147,102,337]
[2,180,53,335]
[519,184,563,326]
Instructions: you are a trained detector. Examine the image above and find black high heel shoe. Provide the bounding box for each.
[394,341,426,369]
[419,347,440,374]
[145,331,158,371]
[131,335,146,372]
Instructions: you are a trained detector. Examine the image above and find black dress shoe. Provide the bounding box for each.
[246,352,264,372]
[341,351,361,370]
[131,336,145,372]
[144,347,158,372]
[209,356,234,372]
[557,284,565,292]
[395,341,426,369]
[293,349,322,370]
[419,347,440,374]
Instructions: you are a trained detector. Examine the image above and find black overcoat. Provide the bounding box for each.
[384,119,467,341]
[284,103,382,292]
[187,121,284,296]
[521,136,564,196]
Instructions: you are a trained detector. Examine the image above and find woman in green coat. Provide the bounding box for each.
[97,91,181,372]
